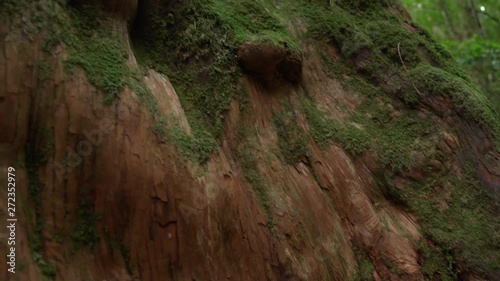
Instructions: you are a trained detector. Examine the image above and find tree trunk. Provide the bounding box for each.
[1,0,499,280]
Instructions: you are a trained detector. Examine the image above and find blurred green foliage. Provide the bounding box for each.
[402,0,500,112]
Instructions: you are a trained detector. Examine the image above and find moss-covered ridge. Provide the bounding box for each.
[304,1,499,149]
[301,1,500,278]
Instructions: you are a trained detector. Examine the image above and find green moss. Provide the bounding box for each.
[41,29,62,53]
[211,0,296,47]
[308,2,499,151]
[34,59,53,82]
[39,129,55,164]
[384,167,500,276]
[65,36,127,103]
[237,128,275,233]
[350,244,374,281]
[40,261,57,277]
[409,64,500,149]
[418,242,455,280]
[138,1,238,136]
[308,1,498,169]
[272,100,309,164]
[134,0,300,162]
[0,0,26,18]
[307,1,467,77]
[2,0,66,28]
[25,144,43,216]
[353,100,433,172]
[71,187,101,247]
[31,250,57,277]
[62,8,129,104]
[300,80,432,171]
[321,54,386,101]
[305,0,499,149]
[366,19,421,65]
[301,98,371,155]
[368,18,468,81]
[336,0,394,11]
[25,136,58,277]
[19,3,145,106]
[321,54,355,77]
[3,0,121,98]
[132,0,297,163]
[354,259,374,281]
[306,5,373,58]
[29,4,156,108]
[17,260,27,272]
[382,257,403,275]
[166,125,219,164]
[119,241,133,274]
[133,3,235,161]
[415,27,470,80]
[130,56,220,163]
